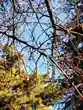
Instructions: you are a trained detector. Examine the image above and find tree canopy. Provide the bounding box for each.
[0,0,83,110]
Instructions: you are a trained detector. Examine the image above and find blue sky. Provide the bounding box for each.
[0,0,62,75]
[0,0,75,77]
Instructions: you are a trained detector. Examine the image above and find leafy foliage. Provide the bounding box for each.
[0,45,61,109]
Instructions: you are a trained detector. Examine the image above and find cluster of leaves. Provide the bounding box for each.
[40,84,62,106]
[0,45,62,110]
